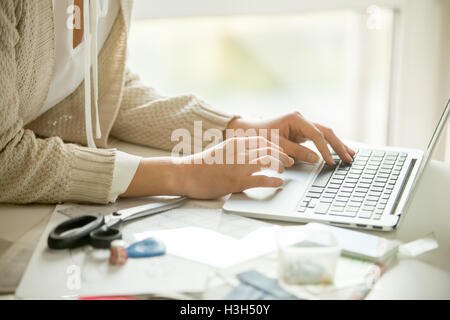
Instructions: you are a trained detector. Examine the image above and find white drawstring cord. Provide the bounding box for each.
[83,0,96,148]
[83,0,109,147]
[90,0,101,139]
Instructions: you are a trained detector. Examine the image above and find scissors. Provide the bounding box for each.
[47,197,187,250]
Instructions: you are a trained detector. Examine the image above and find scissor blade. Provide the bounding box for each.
[114,197,187,221]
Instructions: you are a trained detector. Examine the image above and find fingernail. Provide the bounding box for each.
[288,157,295,166]
[307,153,319,163]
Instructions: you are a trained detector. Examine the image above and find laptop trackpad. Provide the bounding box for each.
[224,162,318,214]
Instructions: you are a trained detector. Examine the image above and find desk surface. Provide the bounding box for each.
[0,140,449,299]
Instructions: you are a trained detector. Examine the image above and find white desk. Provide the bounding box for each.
[1,140,449,299]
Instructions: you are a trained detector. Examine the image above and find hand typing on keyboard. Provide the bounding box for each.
[298,149,407,220]
[226,112,356,165]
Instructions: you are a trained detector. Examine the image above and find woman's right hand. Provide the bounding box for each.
[121,136,294,200]
[177,136,295,199]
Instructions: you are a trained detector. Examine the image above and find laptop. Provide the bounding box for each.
[223,100,450,231]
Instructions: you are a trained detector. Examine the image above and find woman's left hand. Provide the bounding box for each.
[226,112,356,166]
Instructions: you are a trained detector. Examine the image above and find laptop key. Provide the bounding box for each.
[371,153,383,157]
[362,202,376,208]
[348,201,361,207]
[343,183,356,188]
[330,206,344,212]
[336,193,350,200]
[314,202,330,214]
[312,164,336,187]
[334,200,347,207]
[308,199,319,208]
[357,182,370,187]
[352,193,366,199]
[323,193,336,199]
[373,182,385,187]
[306,192,321,199]
[309,186,325,193]
[358,150,372,156]
[359,210,373,219]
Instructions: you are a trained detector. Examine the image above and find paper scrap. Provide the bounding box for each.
[134,226,278,269]
[397,233,439,258]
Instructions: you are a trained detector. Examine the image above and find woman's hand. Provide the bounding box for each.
[121,136,294,200]
[226,112,356,166]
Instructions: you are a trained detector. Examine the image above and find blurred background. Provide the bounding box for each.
[128,0,450,161]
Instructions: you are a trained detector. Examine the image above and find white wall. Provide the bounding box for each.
[132,0,450,160]
[389,0,450,161]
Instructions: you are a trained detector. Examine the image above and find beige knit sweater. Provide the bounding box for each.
[0,0,235,204]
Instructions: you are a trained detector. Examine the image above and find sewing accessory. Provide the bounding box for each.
[109,240,128,265]
[127,237,166,258]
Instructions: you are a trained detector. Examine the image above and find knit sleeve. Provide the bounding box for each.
[110,69,239,152]
[0,1,116,204]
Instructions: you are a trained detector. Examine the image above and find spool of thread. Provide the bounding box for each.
[109,240,128,265]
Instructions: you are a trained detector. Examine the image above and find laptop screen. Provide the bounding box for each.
[418,99,450,179]
[402,99,450,212]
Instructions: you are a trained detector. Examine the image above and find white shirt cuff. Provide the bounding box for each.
[108,151,142,202]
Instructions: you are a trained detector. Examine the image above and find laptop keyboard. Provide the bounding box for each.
[297,149,408,220]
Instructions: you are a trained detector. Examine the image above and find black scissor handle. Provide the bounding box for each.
[89,225,122,249]
[48,214,104,250]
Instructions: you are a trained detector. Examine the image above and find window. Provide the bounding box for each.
[128,0,450,160]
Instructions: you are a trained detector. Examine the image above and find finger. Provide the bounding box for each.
[346,145,356,157]
[243,136,283,152]
[242,175,284,190]
[249,155,285,173]
[292,116,334,165]
[315,123,352,163]
[279,137,320,164]
[247,147,294,167]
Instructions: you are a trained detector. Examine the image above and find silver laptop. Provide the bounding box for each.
[224,100,449,231]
